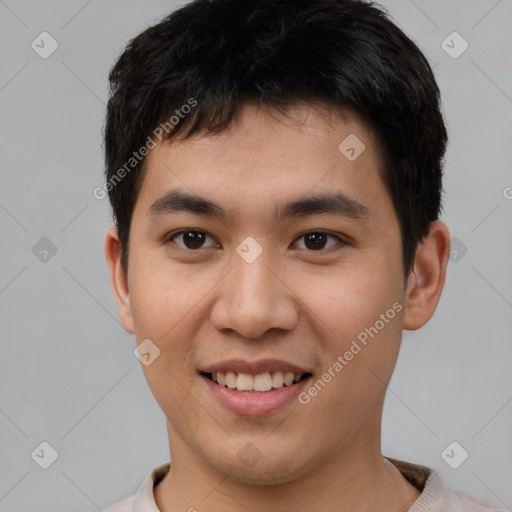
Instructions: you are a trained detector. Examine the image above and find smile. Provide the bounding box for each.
[200,371,313,416]
[203,371,312,393]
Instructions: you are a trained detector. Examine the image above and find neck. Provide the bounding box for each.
[154,422,420,512]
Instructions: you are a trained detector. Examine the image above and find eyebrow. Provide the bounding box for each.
[148,189,369,222]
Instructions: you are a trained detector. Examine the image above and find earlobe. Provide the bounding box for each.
[403,221,450,331]
[104,226,135,334]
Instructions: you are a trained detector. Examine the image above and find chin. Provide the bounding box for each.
[223,465,304,486]
[207,445,315,486]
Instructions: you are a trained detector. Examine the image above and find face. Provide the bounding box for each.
[107,103,424,484]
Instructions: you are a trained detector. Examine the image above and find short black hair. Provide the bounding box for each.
[104,0,447,277]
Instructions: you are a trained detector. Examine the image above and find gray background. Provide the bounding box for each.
[0,0,511,510]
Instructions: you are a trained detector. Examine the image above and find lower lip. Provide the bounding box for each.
[200,374,312,416]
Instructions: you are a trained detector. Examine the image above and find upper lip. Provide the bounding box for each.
[202,358,311,375]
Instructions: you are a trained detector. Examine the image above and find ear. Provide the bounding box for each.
[104,226,135,334]
[403,220,450,331]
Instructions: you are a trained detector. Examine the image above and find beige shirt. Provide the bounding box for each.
[105,457,505,512]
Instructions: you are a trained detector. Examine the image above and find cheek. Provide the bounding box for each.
[298,311,403,440]
[129,254,206,339]
[307,260,403,340]
[299,257,404,403]
[129,270,203,417]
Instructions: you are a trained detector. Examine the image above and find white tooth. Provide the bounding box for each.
[283,372,294,386]
[225,371,237,389]
[236,372,254,391]
[271,371,284,388]
[217,372,226,386]
[293,373,303,383]
[253,372,272,391]
[211,373,218,383]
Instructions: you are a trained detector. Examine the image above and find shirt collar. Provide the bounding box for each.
[132,462,170,512]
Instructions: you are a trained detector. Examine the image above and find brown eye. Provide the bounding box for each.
[168,230,217,250]
[294,231,342,251]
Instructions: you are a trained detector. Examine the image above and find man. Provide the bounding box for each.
[103,0,502,510]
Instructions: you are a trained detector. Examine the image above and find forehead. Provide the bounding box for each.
[134,102,390,224]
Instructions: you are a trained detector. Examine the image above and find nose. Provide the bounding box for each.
[210,253,299,340]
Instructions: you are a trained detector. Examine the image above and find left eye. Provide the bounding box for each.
[166,230,343,252]
[168,230,219,250]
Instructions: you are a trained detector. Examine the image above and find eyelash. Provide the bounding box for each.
[165,229,347,253]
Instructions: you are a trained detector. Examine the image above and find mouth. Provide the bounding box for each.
[201,370,313,393]
[199,359,314,415]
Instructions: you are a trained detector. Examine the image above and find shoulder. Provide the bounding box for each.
[420,470,505,511]
[103,462,170,512]
[385,457,505,512]
[104,495,135,512]
[444,486,506,512]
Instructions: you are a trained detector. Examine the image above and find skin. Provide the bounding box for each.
[105,102,450,512]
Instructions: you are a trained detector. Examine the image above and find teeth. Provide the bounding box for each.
[283,372,294,386]
[236,373,253,391]
[253,372,272,391]
[272,371,284,388]
[225,371,237,389]
[210,370,307,392]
